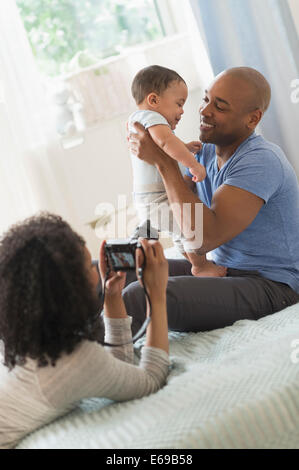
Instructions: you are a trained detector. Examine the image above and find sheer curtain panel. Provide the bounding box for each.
[0,1,77,235]
[190,0,299,177]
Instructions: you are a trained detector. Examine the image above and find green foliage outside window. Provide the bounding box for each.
[16,0,164,77]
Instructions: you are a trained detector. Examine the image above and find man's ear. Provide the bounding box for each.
[147,92,159,107]
[246,108,263,130]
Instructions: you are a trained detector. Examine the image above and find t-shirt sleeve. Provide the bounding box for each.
[103,316,134,363]
[129,110,170,131]
[224,150,283,203]
[43,319,170,408]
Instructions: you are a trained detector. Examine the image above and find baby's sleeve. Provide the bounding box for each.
[129,110,170,131]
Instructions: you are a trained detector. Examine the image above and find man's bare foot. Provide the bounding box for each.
[191,260,227,277]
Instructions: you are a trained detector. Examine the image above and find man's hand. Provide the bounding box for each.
[128,121,174,169]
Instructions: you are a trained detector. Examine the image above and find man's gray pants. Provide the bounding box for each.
[122,259,299,336]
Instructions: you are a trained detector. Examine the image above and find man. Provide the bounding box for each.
[124,67,299,334]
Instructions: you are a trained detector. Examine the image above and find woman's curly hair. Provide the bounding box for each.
[0,213,102,370]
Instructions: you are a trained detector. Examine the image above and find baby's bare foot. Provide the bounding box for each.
[191,261,227,278]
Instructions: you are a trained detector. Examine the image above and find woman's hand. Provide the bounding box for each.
[98,240,126,298]
[136,239,169,303]
[99,240,128,318]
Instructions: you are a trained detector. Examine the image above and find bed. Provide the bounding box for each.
[16,250,299,449]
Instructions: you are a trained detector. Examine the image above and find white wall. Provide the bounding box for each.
[41,2,213,259]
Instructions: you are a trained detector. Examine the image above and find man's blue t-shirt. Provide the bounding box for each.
[185,132,299,293]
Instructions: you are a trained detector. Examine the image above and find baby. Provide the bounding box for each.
[128,65,226,277]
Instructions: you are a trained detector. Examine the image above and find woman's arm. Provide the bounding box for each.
[92,238,171,397]
[136,239,169,354]
[98,239,169,357]
[50,336,169,406]
[98,240,134,362]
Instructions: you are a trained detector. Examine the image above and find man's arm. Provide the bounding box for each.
[129,122,264,254]
[183,174,197,193]
[157,147,264,254]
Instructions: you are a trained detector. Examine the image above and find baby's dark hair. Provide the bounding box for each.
[131,65,186,105]
[0,213,102,370]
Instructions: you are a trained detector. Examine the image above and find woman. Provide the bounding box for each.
[0,213,169,449]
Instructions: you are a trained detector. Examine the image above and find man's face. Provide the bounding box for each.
[199,74,254,146]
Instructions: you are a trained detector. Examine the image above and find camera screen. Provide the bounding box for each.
[110,251,135,268]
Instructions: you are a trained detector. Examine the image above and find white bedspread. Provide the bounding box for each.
[17,301,299,449]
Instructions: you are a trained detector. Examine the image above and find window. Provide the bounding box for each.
[16,0,165,77]
[15,0,211,135]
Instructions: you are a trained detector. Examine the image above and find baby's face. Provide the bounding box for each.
[157,81,188,130]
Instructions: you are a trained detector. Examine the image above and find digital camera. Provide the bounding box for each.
[105,239,139,272]
[105,220,159,272]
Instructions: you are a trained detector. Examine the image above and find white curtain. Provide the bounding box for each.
[190,0,299,177]
[0,0,77,235]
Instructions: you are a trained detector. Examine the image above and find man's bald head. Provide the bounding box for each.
[216,67,271,114]
[199,67,272,147]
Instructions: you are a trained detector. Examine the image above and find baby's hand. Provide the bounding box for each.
[186,140,203,154]
[189,162,206,182]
